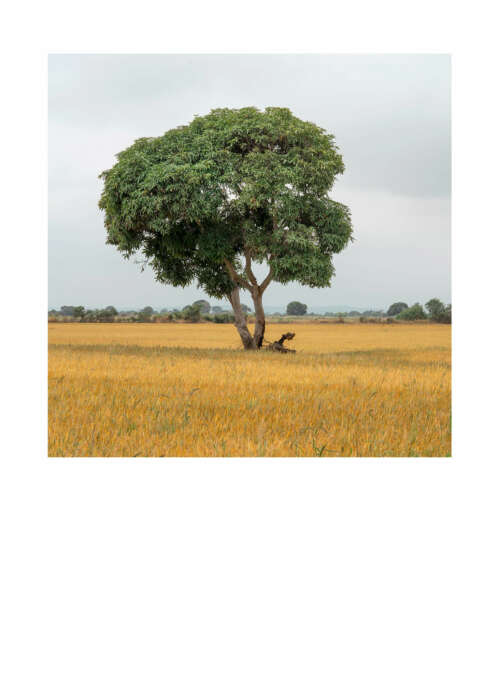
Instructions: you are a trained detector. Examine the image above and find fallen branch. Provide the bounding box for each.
[264,332,296,353]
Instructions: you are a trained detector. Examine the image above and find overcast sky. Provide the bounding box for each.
[48,54,450,311]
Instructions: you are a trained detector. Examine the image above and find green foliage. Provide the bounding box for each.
[81,308,116,323]
[192,299,211,313]
[287,301,308,315]
[99,106,353,300]
[182,305,201,322]
[73,306,85,318]
[387,302,408,317]
[425,298,451,323]
[397,303,427,320]
[213,313,235,324]
[425,298,445,318]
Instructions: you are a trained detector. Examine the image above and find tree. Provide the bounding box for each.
[387,302,408,317]
[397,303,427,320]
[287,301,308,315]
[135,306,154,322]
[425,298,445,319]
[73,306,85,318]
[425,298,451,323]
[104,305,118,316]
[193,299,211,313]
[99,107,353,349]
[182,305,201,322]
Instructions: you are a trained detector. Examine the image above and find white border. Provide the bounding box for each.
[3,3,500,698]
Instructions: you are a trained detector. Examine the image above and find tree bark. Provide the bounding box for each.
[224,253,273,350]
[228,288,256,350]
[252,290,266,349]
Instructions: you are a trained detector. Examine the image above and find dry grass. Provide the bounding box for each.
[48,322,451,457]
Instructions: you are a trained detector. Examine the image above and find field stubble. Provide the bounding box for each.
[48,323,451,457]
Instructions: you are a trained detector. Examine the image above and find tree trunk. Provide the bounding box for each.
[252,291,266,349]
[228,288,256,350]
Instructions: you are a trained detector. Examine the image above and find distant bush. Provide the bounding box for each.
[193,299,211,313]
[81,308,116,322]
[213,313,235,324]
[387,302,408,317]
[436,305,452,324]
[182,305,201,322]
[287,301,307,315]
[397,303,427,321]
[425,299,452,324]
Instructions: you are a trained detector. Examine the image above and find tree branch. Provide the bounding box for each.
[259,268,273,294]
[223,258,252,292]
[244,249,259,287]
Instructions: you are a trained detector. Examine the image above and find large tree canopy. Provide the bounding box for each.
[99,107,353,348]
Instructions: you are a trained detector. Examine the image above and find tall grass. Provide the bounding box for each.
[48,323,451,457]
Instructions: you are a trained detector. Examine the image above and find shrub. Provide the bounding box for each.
[182,305,201,322]
[213,313,235,324]
[425,299,451,323]
[387,302,408,317]
[397,303,427,321]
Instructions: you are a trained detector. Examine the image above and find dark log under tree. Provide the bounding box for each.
[264,332,296,353]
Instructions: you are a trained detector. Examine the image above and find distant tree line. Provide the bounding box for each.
[282,298,451,323]
[48,297,451,324]
[48,300,236,324]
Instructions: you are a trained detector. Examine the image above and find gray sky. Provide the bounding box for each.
[48,54,450,311]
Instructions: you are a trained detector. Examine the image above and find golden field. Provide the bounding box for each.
[48,322,451,457]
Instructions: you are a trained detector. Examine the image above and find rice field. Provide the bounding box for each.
[48,322,451,457]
